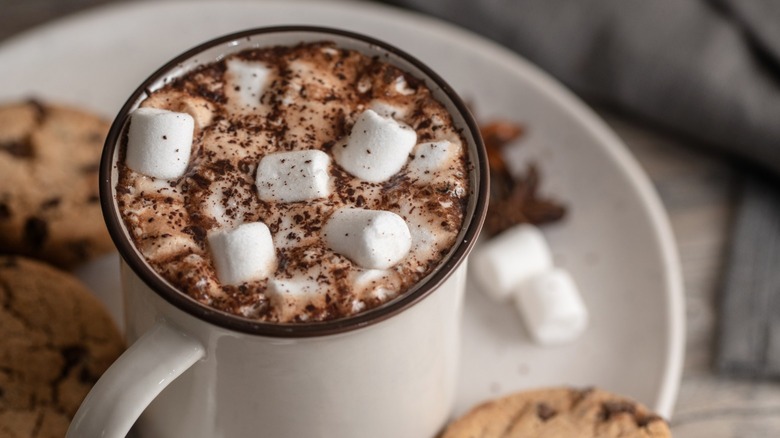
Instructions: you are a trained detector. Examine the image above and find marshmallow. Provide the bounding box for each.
[352,268,399,296]
[225,58,272,110]
[353,269,389,289]
[514,268,588,345]
[138,231,199,261]
[333,110,417,182]
[125,107,194,180]
[357,77,372,94]
[140,91,215,130]
[207,222,276,285]
[368,100,407,119]
[266,278,323,321]
[255,150,332,203]
[408,221,437,261]
[203,180,254,228]
[174,97,214,130]
[323,208,412,269]
[471,224,553,301]
[279,81,302,106]
[393,75,416,95]
[408,140,460,176]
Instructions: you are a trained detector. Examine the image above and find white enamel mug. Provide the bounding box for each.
[68,27,488,438]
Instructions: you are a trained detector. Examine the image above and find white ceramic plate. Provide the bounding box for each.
[0,0,685,420]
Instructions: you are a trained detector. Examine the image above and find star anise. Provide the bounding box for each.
[480,120,567,237]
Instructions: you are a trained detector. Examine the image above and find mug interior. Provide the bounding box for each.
[100,26,488,337]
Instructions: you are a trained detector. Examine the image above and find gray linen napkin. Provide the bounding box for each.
[381,0,780,377]
[718,172,780,378]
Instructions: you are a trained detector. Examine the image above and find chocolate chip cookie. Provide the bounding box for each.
[0,256,124,437]
[0,100,113,268]
[441,387,671,437]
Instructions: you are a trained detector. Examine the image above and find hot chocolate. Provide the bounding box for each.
[115,42,469,322]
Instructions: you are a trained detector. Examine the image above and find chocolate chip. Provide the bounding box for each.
[23,217,48,250]
[81,162,100,174]
[570,387,594,409]
[599,401,637,422]
[1,256,18,268]
[78,367,98,384]
[536,403,557,421]
[68,239,91,261]
[40,197,61,210]
[0,139,33,157]
[60,346,88,379]
[637,414,663,428]
[27,98,47,124]
[62,346,87,366]
[87,194,100,204]
[0,202,10,220]
[87,131,104,143]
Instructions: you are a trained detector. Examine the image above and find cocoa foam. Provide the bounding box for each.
[116,42,468,322]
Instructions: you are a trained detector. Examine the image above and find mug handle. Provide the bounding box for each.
[66,319,205,437]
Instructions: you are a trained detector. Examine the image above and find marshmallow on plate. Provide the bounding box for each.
[323,208,412,269]
[255,150,332,203]
[471,224,553,301]
[207,222,276,285]
[125,107,194,180]
[514,268,588,345]
[333,109,417,182]
[225,58,272,110]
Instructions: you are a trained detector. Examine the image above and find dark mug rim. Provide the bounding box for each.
[100,25,488,338]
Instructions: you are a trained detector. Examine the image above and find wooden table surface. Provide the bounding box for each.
[3,1,778,436]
